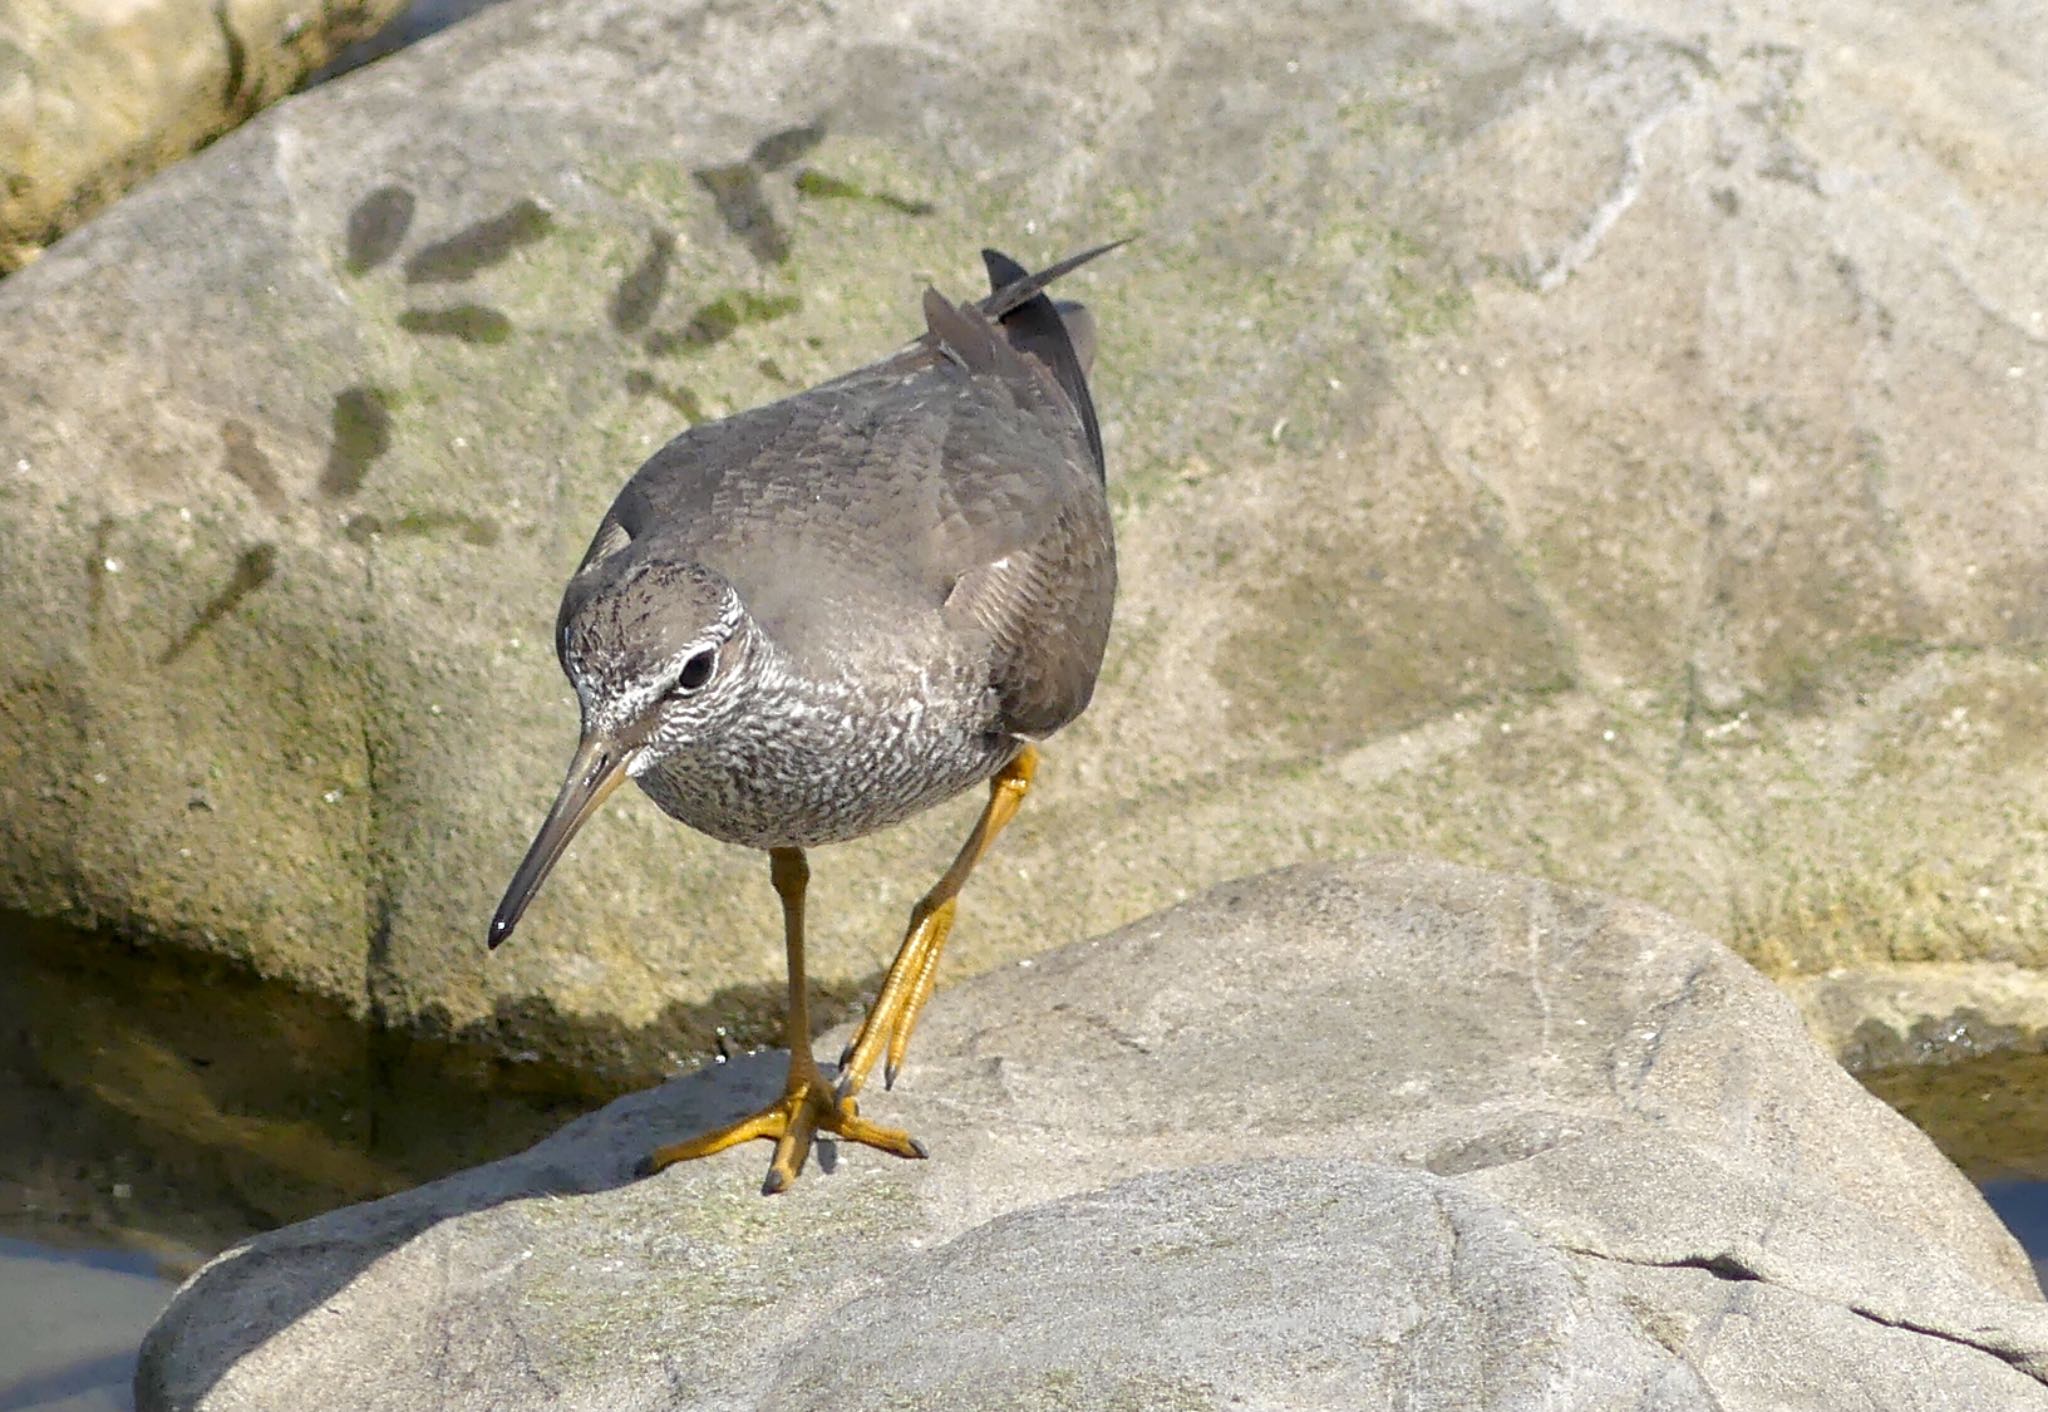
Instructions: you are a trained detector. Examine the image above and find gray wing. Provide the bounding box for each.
[578,250,1117,735]
[942,479,1115,737]
[925,269,1116,737]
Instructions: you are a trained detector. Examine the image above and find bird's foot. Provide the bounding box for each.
[838,747,1038,1100]
[838,898,957,1098]
[635,1063,926,1195]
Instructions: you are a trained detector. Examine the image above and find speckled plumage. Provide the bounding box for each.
[490,245,1121,1189]
[554,247,1118,849]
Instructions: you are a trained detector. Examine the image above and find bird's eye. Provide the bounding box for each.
[673,648,717,695]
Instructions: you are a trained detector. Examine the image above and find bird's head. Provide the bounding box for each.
[488,541,757,949]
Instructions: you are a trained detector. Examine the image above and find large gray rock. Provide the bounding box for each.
[0,0,410,272]
[3,0,2045,1074]
[136,859,2048,1410]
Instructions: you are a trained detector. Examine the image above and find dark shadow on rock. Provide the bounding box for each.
[643,291,800,357]
[692,165,790,266]
[342,509,501,546]
[623,369,704,424]
[318,386,393,497]
[0,1349,136,1412]
[343,186,416,273]
[212,5,253,120]
[218,420,286,512]
[793,167,936,217]
[689,121,832,265]
[608,230,674,333]
[402,199,553,283]
[749,122,826,172]
[157,544,279,665]
[396,304,514,343]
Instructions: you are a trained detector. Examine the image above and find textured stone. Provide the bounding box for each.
[2,0,2045,1072]
[0,0,410,272]
[136,860,2048,1410]
[1789,961,2048,1071]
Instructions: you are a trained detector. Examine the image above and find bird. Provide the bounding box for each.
[487,240,1122,1194]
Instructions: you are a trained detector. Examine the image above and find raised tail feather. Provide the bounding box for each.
[979,239,1128,479]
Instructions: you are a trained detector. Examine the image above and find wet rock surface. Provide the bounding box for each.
[2,0,2045,1071]
[137,859,2048,1410]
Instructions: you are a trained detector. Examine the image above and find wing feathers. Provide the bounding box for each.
[921,286,997,373]
[980,246,1108,476]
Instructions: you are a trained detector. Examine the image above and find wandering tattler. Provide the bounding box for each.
[489,242,1121,1193]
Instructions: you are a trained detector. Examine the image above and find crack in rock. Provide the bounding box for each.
[1531,93,1691,293]
[1561,1243,2048,1384]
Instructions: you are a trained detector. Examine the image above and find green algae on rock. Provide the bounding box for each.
[1,0,2046,1076]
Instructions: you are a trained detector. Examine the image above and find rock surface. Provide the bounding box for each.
[136,859,2048,1410]
[0,0,411,272]
[3,0,2046,1072]
[1791,961,2048,1071]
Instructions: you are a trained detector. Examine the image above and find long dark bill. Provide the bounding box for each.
[488,734,629,950]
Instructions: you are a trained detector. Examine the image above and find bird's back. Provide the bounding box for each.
[581,247,1116,734]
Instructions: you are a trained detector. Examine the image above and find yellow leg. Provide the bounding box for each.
[839,745,1038,1099]
[638,847,927,1194]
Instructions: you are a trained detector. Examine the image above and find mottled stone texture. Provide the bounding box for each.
[0,0,410,271]
[137,860,2048,1410]
[1,0,2044,1072]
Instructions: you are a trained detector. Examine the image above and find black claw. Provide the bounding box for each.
[884,1061,899,1091]
[762,1168,789,1196]
[837,1040,856,1070]
[907,1137,930,1160]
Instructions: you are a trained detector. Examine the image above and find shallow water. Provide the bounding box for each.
[312,0,513,82]
[1861,1051,2048,1286]
[1859,1051,2048,1185]
[0,1240,174,1412]
[0,908,649,1411]
[0,909,634,1263]
[1986,1183,2048,1287]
